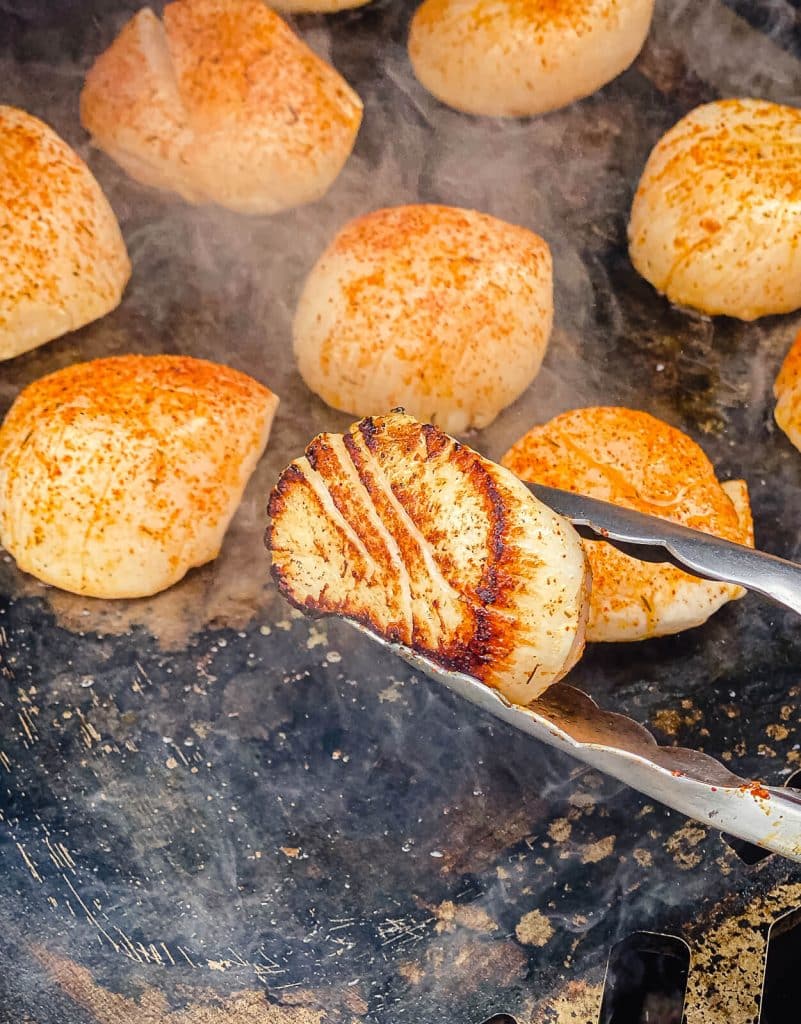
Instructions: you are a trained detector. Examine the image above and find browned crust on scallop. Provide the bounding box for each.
[267,415,544,685]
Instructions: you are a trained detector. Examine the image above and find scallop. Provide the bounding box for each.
[80,0,363,214]
[293,204,553,433]
[0,355,278,599]
[0,105,130,361]
[629,98,801,320]
[267,412,590,705]
[272,0,370,10]
[502,407,754,642]
[408,0,655,117]
[774,328,801,454]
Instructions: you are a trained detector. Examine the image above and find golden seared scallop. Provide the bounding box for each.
[408,0,654,118]
[629,99,801,320]
[267,412,589,705]
[774,328,801,452]
[0,106,130,362]
[293,205,553,433]
[502,407,754,642]
[0,355,278,599]
[80,0,363,214]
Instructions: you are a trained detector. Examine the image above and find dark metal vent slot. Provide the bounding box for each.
[760,907,801,1024]
[723,769,801,864]
[724,833,774,866]
[599,931,690,1024]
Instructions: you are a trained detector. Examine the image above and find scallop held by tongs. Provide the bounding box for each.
[266,411,590,707]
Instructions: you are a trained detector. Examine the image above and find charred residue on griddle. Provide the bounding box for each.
[681,881,801,1023]
[524,978,604,1024]
[636,30,710,108]
[665,823,709,872]
[651,702,703,739]
[515,908,555,948]
[431,898,498,936]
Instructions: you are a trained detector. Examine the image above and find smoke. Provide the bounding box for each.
[3,0,801,644]
[3,1,801,1020]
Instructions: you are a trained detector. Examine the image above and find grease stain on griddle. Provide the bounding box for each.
[547,818,572,843]
[665,824,709,871]
[398,933,527,997]
[685,881,801,1024]
[515,909,555,948]
[518,882,801,1024]
[376,679,405,704]
[526,978,603,1024]
[579,835,616,865]
[433,899,498,935]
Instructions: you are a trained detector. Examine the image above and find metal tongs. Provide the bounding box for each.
[349,484,801,863]
[530,483,801,618]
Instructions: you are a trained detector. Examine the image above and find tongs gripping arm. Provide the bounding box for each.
[528,483,801,619]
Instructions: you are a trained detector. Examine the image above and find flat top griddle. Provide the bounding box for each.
[2,2,801,1022]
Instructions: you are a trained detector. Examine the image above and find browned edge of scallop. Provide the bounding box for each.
[265,414,524,685]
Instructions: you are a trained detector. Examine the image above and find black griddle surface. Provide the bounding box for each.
[2,2,801,1021]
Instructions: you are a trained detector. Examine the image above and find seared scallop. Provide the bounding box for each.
[80,0,363,214]
[502,407,754,642]
[774,328,801,453]
[0,355,278,599]
[629,99,801,320]
[0,105,130,361]
[267,412,589,705]
[408,0,655,117]
[293,205,553,433]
